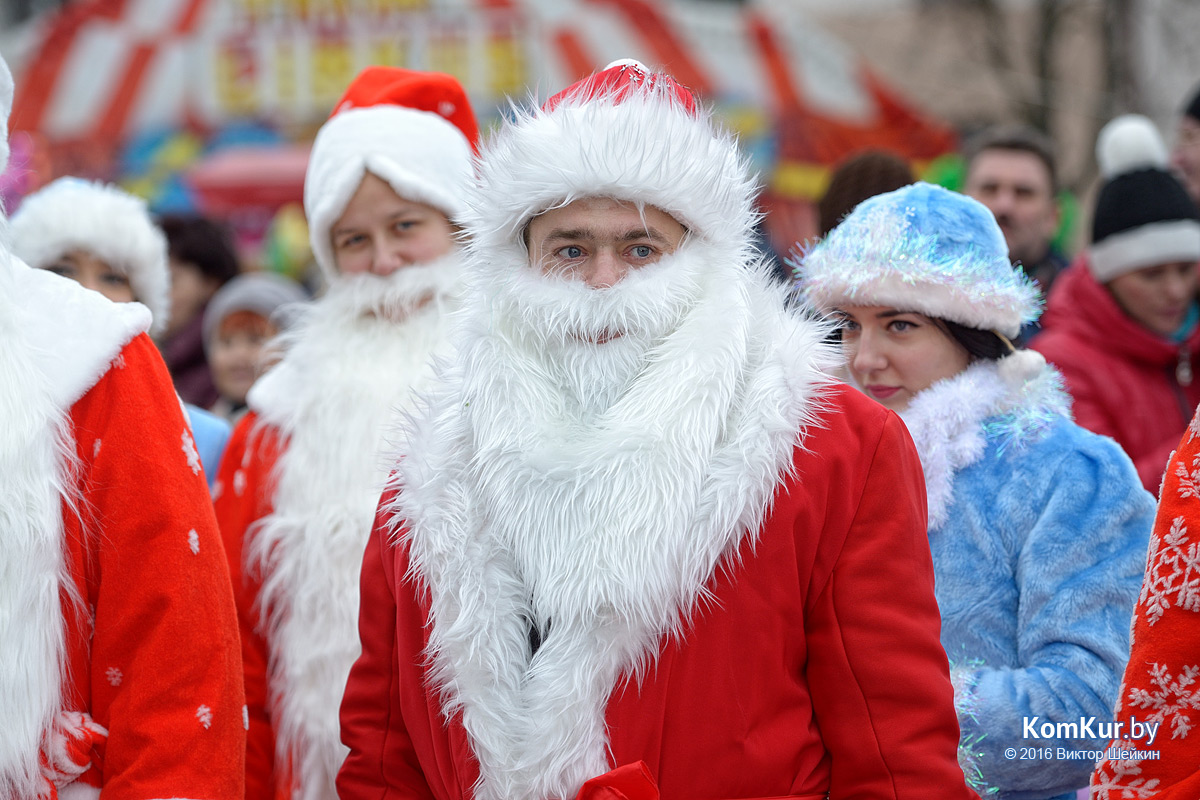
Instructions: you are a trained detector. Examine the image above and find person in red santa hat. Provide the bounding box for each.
[338,60,977,800]
[212,66,477,800]
[0,56,244,800]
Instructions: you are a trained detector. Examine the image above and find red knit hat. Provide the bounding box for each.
[330,66,479,152]
[304,67,479,279]
[543,59,697,115]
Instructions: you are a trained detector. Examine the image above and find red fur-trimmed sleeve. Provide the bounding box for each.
[213,410,285,800]
[70,333,245,799]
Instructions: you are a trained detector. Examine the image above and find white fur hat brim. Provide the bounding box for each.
[1090,219,1200,282]
[9,179,170,336]
[304,105,474,281]
[466,88,757,253]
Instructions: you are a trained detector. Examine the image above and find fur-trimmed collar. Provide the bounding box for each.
[388,245,836,800]
[898,354,1072,530]
[0,258,145,796]
[244,259,460,800]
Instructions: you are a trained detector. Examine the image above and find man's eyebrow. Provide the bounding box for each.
[618,227,671,244]
[543,228,594,242]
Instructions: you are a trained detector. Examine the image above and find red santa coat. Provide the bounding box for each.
[213,410,286,800]
[1,265,244,799]
[338,385,975,800]
[1032,258,1200,493]
[1091,405,1200,798]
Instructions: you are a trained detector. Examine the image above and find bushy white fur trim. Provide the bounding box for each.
[389,242,836,800]
[0,255,74,800]
[10,179,170,336]
[245,258,460,800]
[466,86,757,251]
[897,357,1071,530]
[304,106,474,282]
[1097,114,1169,178]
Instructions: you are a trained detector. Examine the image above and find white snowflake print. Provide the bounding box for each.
[1189,405,1200,442]
[243,705,249,731]
[1177,452,1200,501]
[196,705,213,730]
[182,430,201,475]
[105,667,122,687]
[111,353,126,370]
[212,479,224,501]
[188,529,200,555]
[233,469,247,497]
[1139,516,1200,625]
[1127,662,1200,740]
[1091,746,1162,800]
[92,439,102,458]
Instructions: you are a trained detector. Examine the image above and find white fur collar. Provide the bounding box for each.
[389,245,836,800]
[897,353,1071,530]
[0,258,145,796]
[15,263,151,409]
[245,260,460,800]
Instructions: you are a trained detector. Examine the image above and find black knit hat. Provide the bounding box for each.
[1090,115,1200,282]
[1185,83,1200,123]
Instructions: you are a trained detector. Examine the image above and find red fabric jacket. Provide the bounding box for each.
[213,410,287,800]
[1032,258,1200,493]
[337,386,976,800]
[62,333,246,799]
[1091,406,1200,798]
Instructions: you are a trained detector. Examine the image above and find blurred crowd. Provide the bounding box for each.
[5,45,1200,800]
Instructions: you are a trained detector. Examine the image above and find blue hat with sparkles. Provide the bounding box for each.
[799,182,1041,338]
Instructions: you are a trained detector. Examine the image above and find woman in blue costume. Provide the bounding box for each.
[799,182,1155,800]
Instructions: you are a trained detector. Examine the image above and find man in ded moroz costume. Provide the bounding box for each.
[337,60,976,800]
[0,56,244,799]
[213,67,477,800]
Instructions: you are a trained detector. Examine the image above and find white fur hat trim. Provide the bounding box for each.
[10,179,170,336]
[304,105,474,281]
[1089,219,1200,282]
[466,86,757,251]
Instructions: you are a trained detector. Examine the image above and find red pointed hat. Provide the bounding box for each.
[330,66,479,150]
[305,67,479,278]
[544,59,697,115]
[470,59,754,248]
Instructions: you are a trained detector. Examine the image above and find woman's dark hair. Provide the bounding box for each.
[941,319,1020,361]
[158,214,241,285]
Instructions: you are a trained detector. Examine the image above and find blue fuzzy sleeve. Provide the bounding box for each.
[958,427,1154,798]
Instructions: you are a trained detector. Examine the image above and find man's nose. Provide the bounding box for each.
[371,245,406,276]
[584,249,630,289]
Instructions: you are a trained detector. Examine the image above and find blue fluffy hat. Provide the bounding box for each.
[800,182,1041,339]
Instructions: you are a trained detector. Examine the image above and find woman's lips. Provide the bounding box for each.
[866,384,900,400]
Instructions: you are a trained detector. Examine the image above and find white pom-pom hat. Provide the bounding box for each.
[466,59,757,257]
[9,178,170,336]
[1089,114,1200,282]
[304,66,478,282]
[800,182,1041,339]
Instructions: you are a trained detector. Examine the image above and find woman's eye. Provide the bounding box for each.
[337,234,366,249]
[888,320,915,333]
[102,273,130,287]
[48,264,75,278]
[394,220,418,233]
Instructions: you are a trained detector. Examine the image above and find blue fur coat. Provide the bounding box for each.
[899,359,1155,800]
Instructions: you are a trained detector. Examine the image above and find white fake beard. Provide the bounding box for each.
[314,257,462,323]
[488,252,701,418]
[248,253,460,800]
